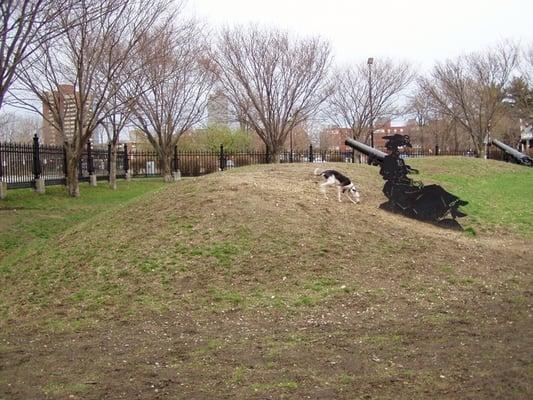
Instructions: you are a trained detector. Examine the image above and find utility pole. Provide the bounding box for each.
[368,57,374,148]
[289,129,293,163]
[484,122,491,160]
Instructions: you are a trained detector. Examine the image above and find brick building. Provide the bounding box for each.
[42,85,87,145]
[319,127,352,151]
[373,119,417,149]
[319,120,413,152]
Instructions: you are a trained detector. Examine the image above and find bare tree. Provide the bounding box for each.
[100,42,148,190]
[522,42,533,82]
[214,26,332,162]
[405,90,438,149]
[504,76,533,132]
[0,0,66,110]
[283,120,311,149]
[418,42,518,155]
[102,87,135,190]
[0,0,99,110]
[13,0,170,196]
[130,21,215,182]
[509,43,533,128]
[325,59,414,144]
[0,111,40,142]
[0,111,16,141]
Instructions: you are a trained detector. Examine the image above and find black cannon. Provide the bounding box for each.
[491,139,533,167]
[345,138,387,164]
[345,135,468,227]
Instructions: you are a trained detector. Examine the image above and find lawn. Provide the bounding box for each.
[0,159,532,399]
[408,156,533,235]
[0,179,166,263]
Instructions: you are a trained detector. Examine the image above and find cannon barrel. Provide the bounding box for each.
[491,139,533,167]
[344,138,387,164]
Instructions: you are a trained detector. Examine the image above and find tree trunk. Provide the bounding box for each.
[266,145,281,164]
[476,137,485,159]
[66,155,80,197]
[109,143,118,190]
[453,124,460,152]
[271,150,281,163]
[270,138,284,164]
[470,130,483,158]
[161,156,173,182]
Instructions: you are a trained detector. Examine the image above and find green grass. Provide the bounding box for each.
[42,382,89,396]
[0,179,166,263]
[231,365,249,384]
[408,157,533,235]
[251,380,299,392]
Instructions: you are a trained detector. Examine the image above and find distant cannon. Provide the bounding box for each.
[491,139,533,167]
[345,136,468,227]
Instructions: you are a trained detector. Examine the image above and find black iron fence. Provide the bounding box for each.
[0,136,482,190]
[392,146,478,158]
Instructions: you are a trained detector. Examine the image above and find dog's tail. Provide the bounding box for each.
[313,167,323,176]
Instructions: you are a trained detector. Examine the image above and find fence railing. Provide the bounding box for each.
[0,136,487,190]
[393,147,478,158]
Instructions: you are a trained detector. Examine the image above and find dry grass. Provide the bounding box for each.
[1,161,532,399]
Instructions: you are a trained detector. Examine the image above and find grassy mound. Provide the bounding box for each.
[1,159,532,399]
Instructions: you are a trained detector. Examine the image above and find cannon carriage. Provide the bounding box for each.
[345,136,468,226]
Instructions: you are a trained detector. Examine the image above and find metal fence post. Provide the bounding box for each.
[435,144,439,156]
[88,139,98,186]
[309,144,314,163]
[123,143,130,179]
[107,143,111,175]
[172,144,181,181]
[173,145,179,172]
[219,144,226,171]
[0,143,5,199]
[32,134,41,180]
[63,145,68,185]
[78,157,83,179]
[87,140,94,175]
[33,134,46,193]
[0,143,3,180]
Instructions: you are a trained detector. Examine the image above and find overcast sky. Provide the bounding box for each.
[186,0,533,69]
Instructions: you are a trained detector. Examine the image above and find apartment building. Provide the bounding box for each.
[42,85,80,145]
[207,89,229,127]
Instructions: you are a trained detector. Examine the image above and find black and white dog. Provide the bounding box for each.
[314,168,360,204]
